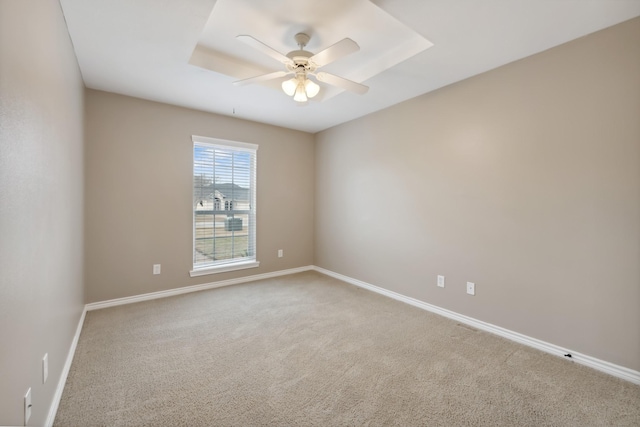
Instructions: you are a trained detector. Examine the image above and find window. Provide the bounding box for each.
[190,136,258,276]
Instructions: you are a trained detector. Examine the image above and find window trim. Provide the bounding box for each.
[190,135,259,277]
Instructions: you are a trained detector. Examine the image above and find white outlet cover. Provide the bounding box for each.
[278,249,283,258]
[24,387,32,424]
[153,264,161,275]
[43,353,48,384]
[437,275,445,288]
[467,282,475,296]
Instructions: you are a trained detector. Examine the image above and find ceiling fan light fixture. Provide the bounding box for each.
[284,76,318,102]
[281,78,297,96]
[304,78,320,98]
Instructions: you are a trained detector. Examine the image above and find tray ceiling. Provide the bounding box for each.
[59,0,640,133]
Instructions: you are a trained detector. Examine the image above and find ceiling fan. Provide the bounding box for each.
[233,32,369,103]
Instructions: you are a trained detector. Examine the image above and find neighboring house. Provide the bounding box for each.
[195,183,250,212]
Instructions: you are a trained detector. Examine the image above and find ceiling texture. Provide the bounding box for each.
[59,0,640,133]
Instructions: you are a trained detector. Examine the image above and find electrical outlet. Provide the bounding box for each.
[277,249,283,258]
[466,282,475,296]
[153,264,161,275]
[437,275,445,288]
[24,388,32,425]
[43,353,48,384]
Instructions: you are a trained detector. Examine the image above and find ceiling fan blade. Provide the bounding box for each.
[316,72,369,95]
[236,35,292,65]
[233,70,289,86]
[309,38,359,68]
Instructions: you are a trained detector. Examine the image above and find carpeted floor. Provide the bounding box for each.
[54,271,640,426]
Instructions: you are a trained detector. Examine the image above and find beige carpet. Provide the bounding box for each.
[54,271,640,426]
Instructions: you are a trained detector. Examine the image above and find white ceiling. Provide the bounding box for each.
[59,0,640,133]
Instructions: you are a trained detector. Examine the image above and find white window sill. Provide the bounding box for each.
[189,260,260,277]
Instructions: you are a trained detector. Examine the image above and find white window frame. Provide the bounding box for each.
[190,135,259,277]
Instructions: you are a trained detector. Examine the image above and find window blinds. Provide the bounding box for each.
[192,136,257,270]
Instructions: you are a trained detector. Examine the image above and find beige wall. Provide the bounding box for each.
[315,18,640,371]
[0,1,86,425]
[84,90,315,303]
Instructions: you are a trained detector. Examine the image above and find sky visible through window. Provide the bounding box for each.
[194,145,251,188]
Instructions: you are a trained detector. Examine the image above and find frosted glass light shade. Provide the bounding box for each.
[304,79,320,98]
[281,78,297,96]
[283,75,320,102]
[293,83,308,102]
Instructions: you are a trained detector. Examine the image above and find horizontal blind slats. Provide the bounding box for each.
[193,140,257,269]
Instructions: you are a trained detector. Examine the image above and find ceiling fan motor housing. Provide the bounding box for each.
[286,51,316,74]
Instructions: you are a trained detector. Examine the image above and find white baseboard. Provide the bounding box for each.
[45,306,87,427]
[312,266,640,385]
[86,265,314,311]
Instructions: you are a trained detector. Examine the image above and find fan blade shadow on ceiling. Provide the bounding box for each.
[315,72,369,94]
[236,35,292,65]
[309,38,359,68]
